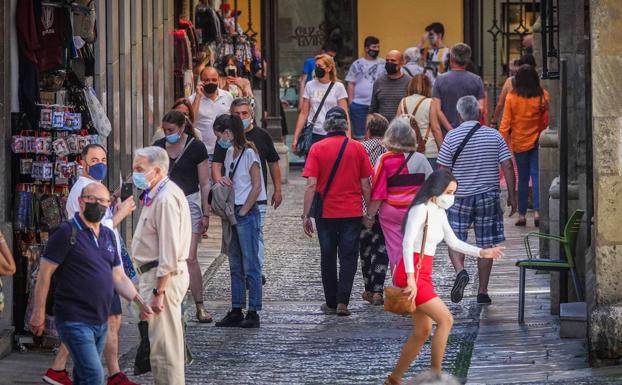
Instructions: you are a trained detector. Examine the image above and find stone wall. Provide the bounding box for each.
[588,0,622,365]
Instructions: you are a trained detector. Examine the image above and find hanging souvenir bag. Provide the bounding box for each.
[83,86,112,137]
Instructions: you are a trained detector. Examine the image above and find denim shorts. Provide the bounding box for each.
[447,190,505,247]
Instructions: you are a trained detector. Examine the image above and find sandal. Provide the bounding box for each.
[384,374,401,385]
[515,219,527,227]
[372,293,384,306]
[534,217,540,227]
[196,307,213,323]
[362,291,373,304]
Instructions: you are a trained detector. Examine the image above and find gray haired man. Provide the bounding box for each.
[131,146,192,385]
[437,96,517,305]
[432,43,486,133]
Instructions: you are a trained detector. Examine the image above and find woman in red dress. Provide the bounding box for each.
[384,170,504,385]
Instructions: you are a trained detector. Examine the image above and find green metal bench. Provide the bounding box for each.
[516,209,585,324]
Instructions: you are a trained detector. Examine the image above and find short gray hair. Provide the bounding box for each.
[382,116,417,152]
[450,43,471,67]
[404,47,421,64]
[134,146,170,174]
[230,97,253,114]
[456,95,481,122]
[323,116,349,132]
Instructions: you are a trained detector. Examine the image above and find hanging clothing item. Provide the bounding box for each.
[16,0,72,72]
[195,4,225,44]
[174,30,193,98]
[179,19,199,57]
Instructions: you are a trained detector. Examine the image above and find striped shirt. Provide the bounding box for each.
[369,74,411,121]
[437,121,513,198]
[371,151,433,207]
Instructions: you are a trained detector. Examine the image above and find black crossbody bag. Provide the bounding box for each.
[451,123,482,168]
[309,138,349,219]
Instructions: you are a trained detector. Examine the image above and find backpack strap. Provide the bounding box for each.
[69,219,78,247]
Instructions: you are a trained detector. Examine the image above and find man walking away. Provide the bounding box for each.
[131,147,192,385]
[346,36,384,140]
[301,107,373,316]
[369,50,411,122]
[437,96,517,305]
[432,43,486,133]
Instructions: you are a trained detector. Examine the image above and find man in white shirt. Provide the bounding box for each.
[189,66,234,157]
[44,143,137,385]
[346,36,385,140]
[417,22,451,80]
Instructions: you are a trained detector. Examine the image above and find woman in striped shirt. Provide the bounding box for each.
[364,117,433,275]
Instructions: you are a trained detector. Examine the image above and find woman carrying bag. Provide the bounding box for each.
[384,170,503,385]
[292,54,349,155]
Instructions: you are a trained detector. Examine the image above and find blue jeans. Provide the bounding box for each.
[229,205,262,311]
[316,217,362,308]
[258,203,267,267]
[515,147,539,215]
[349,102,369,139]
[56,321,108,385]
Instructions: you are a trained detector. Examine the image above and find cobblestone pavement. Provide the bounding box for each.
[126,172,485,385]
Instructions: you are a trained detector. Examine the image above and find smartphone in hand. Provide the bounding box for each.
[121,182,134,201]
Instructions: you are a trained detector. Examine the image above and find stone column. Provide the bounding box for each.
[588,0,622,366]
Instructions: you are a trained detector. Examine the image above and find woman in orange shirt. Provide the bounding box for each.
[499,65,549,227]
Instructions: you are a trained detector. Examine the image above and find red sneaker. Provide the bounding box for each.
[107,372,140,385]
[43,368,73,385]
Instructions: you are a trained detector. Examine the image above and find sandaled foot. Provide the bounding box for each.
[362,291,373,303]
[383,374,401,385]
[196,307,213,323]
[372,293,384,306]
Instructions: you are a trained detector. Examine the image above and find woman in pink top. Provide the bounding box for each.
[364,117,433,275]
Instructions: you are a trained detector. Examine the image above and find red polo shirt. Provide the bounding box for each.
[302,132,373,218]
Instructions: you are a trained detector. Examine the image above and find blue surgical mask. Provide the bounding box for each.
[165,132,181,144]
[242,118,252,129]
[132,170,152,190]
[218,138,232,149]
[87,163,107,181]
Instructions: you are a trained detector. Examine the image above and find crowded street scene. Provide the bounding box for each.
[0,0,621,384]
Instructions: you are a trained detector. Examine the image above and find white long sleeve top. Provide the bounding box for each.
[402,202,482,273]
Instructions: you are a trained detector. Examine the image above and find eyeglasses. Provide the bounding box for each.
[228,162,235,179]
[81,195,111,206]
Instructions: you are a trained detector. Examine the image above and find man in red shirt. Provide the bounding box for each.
[302,107,373,316]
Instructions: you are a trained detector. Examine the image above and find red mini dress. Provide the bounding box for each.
[393,252,437,306]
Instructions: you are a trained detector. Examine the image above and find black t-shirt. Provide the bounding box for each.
[154,136,209,196]
[213,126,280,190]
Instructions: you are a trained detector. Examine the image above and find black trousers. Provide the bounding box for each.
[316,217,362,308]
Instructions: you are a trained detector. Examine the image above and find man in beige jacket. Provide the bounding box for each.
[131,146,191,385]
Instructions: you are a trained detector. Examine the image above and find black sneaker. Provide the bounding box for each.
[451,270,470,303]
[477,293,492,305]
[239,311,260,328]
[215,310,244,327]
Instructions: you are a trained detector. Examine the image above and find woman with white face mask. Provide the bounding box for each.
[384,170,504,385]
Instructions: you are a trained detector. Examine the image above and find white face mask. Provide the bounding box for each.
[436,194,455,209]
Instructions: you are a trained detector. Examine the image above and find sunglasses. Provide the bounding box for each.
[228,161,235,179]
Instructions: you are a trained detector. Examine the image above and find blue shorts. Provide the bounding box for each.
[447,190,505,247]
[110,292,122,316]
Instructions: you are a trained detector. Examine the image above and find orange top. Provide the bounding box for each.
[499,90,549,153]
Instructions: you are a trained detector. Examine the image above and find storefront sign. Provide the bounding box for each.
[290,24,326,47]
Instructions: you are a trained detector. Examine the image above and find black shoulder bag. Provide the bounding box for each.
[308,138,349,219]
[451,123,482,168]
[296,82,335,156]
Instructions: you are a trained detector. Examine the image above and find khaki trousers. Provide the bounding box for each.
[139,268,190,385]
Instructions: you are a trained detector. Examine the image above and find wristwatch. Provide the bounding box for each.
[152,288,166,297]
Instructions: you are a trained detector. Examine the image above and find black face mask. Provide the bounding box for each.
[367,49,379,59]
[315,67,326,78]
[83,202,107,223]
[385,62,399,75]
[203,82,218,94]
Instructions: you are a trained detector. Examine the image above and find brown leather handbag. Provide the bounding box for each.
[402,97,430,154]
[384,213,429,316]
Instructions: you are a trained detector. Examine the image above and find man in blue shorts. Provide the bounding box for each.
[438,95,517,305]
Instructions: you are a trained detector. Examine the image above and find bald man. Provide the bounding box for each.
[369,49,412,122]
[30,183,152,385]
[188,66,234,158]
